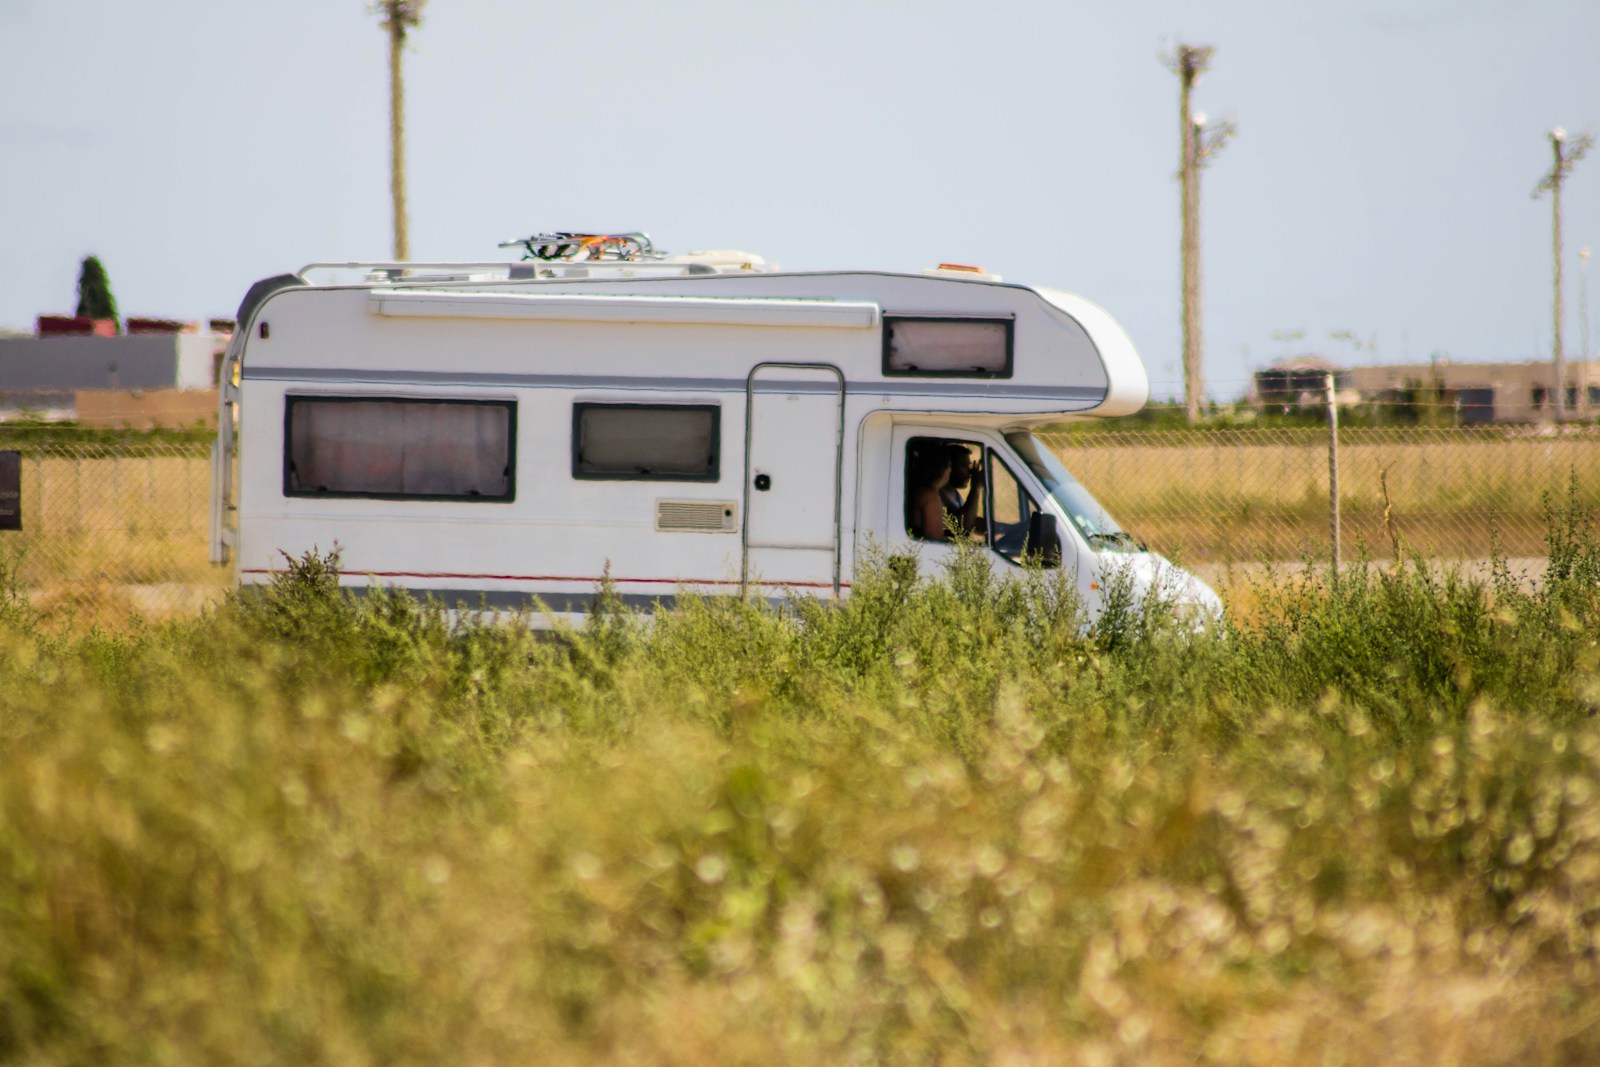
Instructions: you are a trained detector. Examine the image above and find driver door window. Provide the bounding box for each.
[904,437,984,542]
[902,437,1052,566]
[985,451,1043,565]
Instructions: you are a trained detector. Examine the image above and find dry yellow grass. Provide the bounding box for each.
[1047,429,1600,562]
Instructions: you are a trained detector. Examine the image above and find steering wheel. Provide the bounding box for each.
[991,520,1029,557]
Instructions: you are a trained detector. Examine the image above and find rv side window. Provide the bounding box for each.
[284,396,515,501]
[572,403,720,481]
[883,317,1013,378]
[984,451,1045,566]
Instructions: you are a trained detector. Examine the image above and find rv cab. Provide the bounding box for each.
[884,425,1217,618]
[210,236,1220,626]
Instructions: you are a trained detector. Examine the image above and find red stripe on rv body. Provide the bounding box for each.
[237,568,849,591]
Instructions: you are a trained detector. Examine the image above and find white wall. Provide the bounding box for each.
[176,334,216,390]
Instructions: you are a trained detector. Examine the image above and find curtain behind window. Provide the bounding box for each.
[576,405,716,478]
[288,399,512,498]
[885,318,1010,375]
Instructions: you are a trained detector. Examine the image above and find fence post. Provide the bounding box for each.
[1326,372,1341,570]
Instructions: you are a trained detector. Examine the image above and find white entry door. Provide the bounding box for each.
[743,363,845,595]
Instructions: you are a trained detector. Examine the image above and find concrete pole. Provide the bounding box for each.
[1325,372,1340,571]
[1552,131,1566,421]
[1177,51,1205,424]
[1580,247,1592,417]
[388,11,410,263]
[1188,112,1205,425]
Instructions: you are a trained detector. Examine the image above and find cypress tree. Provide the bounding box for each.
[75,255,120,329]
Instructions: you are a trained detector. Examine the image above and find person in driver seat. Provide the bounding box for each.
[941,443,985,536]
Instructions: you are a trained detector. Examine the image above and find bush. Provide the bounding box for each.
[0,526,1596,1063]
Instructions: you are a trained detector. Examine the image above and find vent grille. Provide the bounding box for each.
[656,499,737,533]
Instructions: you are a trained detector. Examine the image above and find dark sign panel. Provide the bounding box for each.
[0,451,18,531]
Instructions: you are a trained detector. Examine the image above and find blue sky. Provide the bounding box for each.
[2,0,1597,400]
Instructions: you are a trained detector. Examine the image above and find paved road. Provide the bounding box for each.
[1191,558,1551,594]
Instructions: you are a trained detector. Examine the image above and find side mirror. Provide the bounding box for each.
[1026,511,1063,567]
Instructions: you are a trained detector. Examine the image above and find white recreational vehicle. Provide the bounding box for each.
[210,236,1220,625]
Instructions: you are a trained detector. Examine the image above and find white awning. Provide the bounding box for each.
[370,290,880,329]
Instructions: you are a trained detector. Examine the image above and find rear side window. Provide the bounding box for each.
[883,316,1013,377]
[572,403,720,481]
[284,396,515,500]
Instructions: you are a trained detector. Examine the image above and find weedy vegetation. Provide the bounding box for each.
[1,488,1598,1064]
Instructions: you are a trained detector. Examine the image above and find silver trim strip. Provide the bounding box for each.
[240,365,1106,403]
[337,586,787,614]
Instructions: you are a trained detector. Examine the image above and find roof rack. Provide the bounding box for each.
[498,231,661,262]
[295,259,727,285]
[300,261,525,279]
[295,234,771,285]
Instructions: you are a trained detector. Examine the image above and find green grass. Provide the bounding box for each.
[1,489,1598,1064]
[0,420,215,450]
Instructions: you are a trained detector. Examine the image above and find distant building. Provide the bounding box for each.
[75,388,219,430]
[1252,356,1354,408]
[1347,359,1600,424]
[37,315,118,337]
[1253,355,1600,424]
[126,317,200,335]
[0,314,230,423]
[0,331,216,392]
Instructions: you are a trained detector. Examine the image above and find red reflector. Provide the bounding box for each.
[936,262,985,273]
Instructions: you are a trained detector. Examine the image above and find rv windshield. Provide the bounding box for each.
[1005,432,1142,554]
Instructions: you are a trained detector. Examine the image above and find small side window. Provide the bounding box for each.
[573,403,720,481]
[883,316,1013,378]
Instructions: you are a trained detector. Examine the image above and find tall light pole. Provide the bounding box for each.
[1581,247,1593,418]
[372,0,428,262]
[1192,109,1235,376]
[1190,110,1205,423]
[1173,45,1209,424]
[1168,44,1234,423]
[1534,127,1592,422]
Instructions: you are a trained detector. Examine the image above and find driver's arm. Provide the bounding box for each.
[956,462,986,533]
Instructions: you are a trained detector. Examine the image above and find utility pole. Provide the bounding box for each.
[1581,247,1593,417]
[1168,45,1234,423]
[1325,371,1340,570]
[372,0,428,262]
[1534,127,1592,422]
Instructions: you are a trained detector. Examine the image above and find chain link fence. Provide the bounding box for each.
[1040,426,1600,565]
[1,426,1596,617]
[0,441,224,616]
